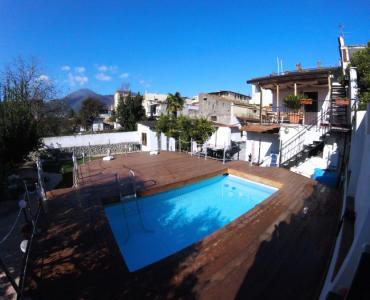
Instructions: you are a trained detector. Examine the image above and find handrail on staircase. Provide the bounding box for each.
[281,81,349,150]
[279,80,352,165]
[280,107,332,151]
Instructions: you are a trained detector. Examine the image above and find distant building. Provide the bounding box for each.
[338,35,366,74]
[92,117,113,132]
[143,93,168,118]
[178,104,199,118]
[207,90,250,102]
[249,84,273,106]
[198,91,259,126]
[113,90,130,110]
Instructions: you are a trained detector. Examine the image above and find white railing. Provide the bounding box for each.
[280,108,333,164]
[173,138,243,164]
[280,125,330,164]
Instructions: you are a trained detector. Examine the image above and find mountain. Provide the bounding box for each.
[62,89,114,111]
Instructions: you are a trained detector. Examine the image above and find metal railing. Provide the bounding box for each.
[169,138,243,164]
[279,108,333,165]
[0,180,44,299]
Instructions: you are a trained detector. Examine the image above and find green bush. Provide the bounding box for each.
[283,94,304,112]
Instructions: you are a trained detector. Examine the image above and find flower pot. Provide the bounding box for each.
[335,98,350,106]
[300,98,313,105]
[289,114,300,124]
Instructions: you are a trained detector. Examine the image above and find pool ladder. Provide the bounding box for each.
[116,170,152,243]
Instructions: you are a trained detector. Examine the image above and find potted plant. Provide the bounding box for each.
[284,94,304,124]
[335,97,350,106]
[300,98,313,105]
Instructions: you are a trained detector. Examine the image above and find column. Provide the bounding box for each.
[259,84,263,124]
[276,84,280,123]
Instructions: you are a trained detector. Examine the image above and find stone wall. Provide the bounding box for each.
[43,131,139,148]
[55,142,141,157]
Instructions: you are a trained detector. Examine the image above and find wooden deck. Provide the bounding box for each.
[25,152,341,300]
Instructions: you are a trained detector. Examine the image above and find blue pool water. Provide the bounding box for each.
[104,174,277,271]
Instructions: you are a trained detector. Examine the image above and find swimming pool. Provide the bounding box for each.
[104,174,277,272]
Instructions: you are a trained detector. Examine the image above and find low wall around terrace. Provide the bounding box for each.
[43,131,140,148]
[42,131,141,157]
[57,142,141,157]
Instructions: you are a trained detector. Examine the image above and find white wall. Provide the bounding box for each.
[320,105,370,299]
[279,124,324,146]
[250,84,273,105]
[245,132,279,164]
[231,129,242,143]
[347,111,366,197]
[137,124,158,152]
[43,131,139,148]
[92,121,104,132]
[207,127,231,148]
[160,133,167,151]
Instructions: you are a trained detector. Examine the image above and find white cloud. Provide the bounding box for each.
[75,66,86,73]
[120,72,129,79]
[97,65,108,72]
[75,75,88,85]
[97,65,118,73]
[61,65,71,72]
[67,73,88,86]
[109,65,118,73]
[38,74,49,81]
[139,79,151,88]
[96,73,112,81]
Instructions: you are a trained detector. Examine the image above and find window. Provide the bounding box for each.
[303,92,318,112]
[141,132,147,146]
[211,116,217,121]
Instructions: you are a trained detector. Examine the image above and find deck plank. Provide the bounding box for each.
[25,152,341,300]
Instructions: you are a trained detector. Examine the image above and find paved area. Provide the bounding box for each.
[24,152,341,300]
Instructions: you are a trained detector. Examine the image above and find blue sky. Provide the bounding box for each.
[0,0,369,98]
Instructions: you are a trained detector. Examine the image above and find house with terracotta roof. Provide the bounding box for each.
[198,91,262,125]
[243,37,360,171]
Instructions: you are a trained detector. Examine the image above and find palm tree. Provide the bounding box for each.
[166,92,184,118]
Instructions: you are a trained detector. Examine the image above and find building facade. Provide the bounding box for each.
[142,93,168,118]
[198,92,258,125]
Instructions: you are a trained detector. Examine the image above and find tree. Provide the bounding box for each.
[156,114,215,150]
[0,57,55,169]
[41,99,75,136]
[0,64,42,191]
[0,99,41,168]
[116,92,145,131]
[166,92,184,118]
[191,117,215,145]
[79,97,105,130]
[350,42,370,109]
[1,57,55,104]
[0,57,74,136]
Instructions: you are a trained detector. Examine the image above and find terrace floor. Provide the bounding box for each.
[25,152,341,300]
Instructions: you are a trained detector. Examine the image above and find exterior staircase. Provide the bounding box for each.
[280,132,328,169]
[280,81,350,169]
[330,82,349,127]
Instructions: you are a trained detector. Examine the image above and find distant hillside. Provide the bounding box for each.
[62,89,114,111]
